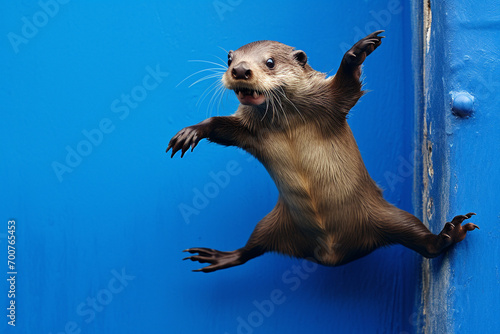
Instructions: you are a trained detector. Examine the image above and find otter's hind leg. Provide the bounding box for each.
[382,210,479,258]
[182,216,278,273]
[183,200,314,272]
[182,207,280,273]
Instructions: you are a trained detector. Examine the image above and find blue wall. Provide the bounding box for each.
[419,0,500,332]
[1,1,419,333]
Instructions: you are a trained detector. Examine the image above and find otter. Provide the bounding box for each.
[167,31,478,273]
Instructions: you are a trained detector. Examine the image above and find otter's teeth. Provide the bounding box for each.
[234,88,261,98]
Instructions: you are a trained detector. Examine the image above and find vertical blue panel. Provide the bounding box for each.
[420,0,500,332]
[0,1,418,333]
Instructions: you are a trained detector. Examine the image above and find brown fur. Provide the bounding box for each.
[167,31,478,272]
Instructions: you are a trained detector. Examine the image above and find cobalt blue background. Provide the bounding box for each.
[0,0,476,333]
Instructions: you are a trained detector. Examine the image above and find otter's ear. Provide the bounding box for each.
[293,50,307,67]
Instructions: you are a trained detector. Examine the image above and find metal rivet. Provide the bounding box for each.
[451,92,474,118]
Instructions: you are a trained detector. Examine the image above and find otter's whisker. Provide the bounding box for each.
[271,89,290,129]
[198,78,224,107]
[188,72,225,88]
[216,85,229,116]
[177,68,224,88]
[217,46,230,54]
[277,87,306,123]
[275,87,294,126]
[261,90,271,122]
[213,54,229,68]
[188,59,227,70]
[206,83,221,117]
[206,80,226,117]
[268,90,277,124]
[210,82,227,117]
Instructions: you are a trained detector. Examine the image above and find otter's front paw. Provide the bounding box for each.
[167,124,208,158]
[439,212,479,248]
[343,30,384,69]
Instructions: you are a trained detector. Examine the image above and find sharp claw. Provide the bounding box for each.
[183,255,204,261]
[183,248,213,257]
[450,215,468,225]
[346,51,356,58]
[181,146,192,157]
[370,31,385,39]
[463,223,480,231]
[191,140,200,152]
[445,222,455,231]
[193,266,215,273]
[187,255,214,263]
[191,135,198,151]
[186,247,212,252]
[182,146,189,156]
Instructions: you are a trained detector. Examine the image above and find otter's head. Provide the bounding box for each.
[222,41,308,106]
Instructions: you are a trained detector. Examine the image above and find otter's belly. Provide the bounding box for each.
[255,127,365,230]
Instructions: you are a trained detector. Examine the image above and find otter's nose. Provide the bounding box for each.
[231,62,252,80]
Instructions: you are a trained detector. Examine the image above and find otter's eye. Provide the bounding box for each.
[266,58,275,69]
[228,53,233,67]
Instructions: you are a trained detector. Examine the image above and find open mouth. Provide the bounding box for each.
[234,88,266,106]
